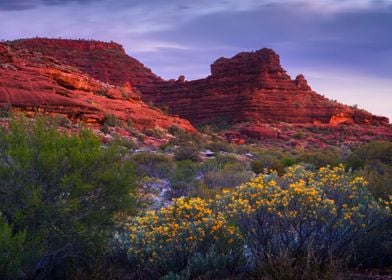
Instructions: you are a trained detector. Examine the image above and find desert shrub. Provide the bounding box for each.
[162,247,242,280]
[0,214,26,280]
[294,131,305,139]
[170,160,199,193]
[205,141,234,153]
[0,117,137,278]
[131,152,175,179]
[346,141,392,199]
[199,155,253,190]
[101,122,110,134]
[168,125,185,137]
[347,141,392,170]
[250,149,294,174]
[109,136,137,151]
[0,103,12,118]
[128,197,243,278]
[143,128,165,139]
[296,147,343,168]
[127,164,390,279]
[174,142,200,161]
[104,113,119,127]
[216,165,390,279]
[96,88,108,96]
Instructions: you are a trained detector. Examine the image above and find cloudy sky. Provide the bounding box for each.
[1,0,391,119]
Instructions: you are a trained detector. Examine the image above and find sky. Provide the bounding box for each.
[1,0,391,120]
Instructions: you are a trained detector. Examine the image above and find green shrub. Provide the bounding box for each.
[0,117,137,278]
[132,152,175,179]
[174,142,200,161]
[205,141,234,153]
[104,114,119,127]
[200,156,253,189]
[168,125,185,137]
[250,149,294,174]
[347,141,392,199]
[143,128,165,139]
[296,147,343,168]
[0,103,12,118]
[170,160,198,193]
[0,215,26,280]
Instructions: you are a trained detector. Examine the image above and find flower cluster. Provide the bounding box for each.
[215,164,387,226]
[127,164,391,273]
[128,197,241,268]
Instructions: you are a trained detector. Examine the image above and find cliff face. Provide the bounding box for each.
[0,42,194,133]
[13,39,388,128]
[144,48,388,126]
[11,38,162,89]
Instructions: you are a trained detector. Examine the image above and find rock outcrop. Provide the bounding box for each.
[11,38,162,89]
[9,38,391,147]
[13,39,388,128]
[0,42,194,133]
[144,49,388,126]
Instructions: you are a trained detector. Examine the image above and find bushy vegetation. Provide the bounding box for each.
[127,165,391,279]
[1,115,391,279]
[0,118,137,279]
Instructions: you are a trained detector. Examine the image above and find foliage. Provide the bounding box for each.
[132,152,175,179]
[127,197,243,278]
[296,147,343,168]
[0,214,26,280]
[0,103,12,118]
[250,148,295,174]
[143,128,165,139]
[199,155,253,190]
[216,164,390,278]
[167,125,185,137]
[174,142,200,161]
[170,160,198,193]
[347,141,392,199]
[104,113,119,127]
[205,141,234,153]
[0,117,137,278]
[128,164,390,279]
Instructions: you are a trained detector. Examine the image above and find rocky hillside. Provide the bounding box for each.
[0,42,194,135]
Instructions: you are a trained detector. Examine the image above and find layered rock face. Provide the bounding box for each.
[13,39,388,128]
[145,49,388,126]
[11,38,163,89]
[0,43,194,133]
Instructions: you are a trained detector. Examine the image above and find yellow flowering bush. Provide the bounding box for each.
[216,164,390,278]
[128,197,242,275]
[127,164,390,278]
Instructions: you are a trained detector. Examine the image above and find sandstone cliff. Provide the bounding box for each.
[12,38,388,128]
[0,42,194,134]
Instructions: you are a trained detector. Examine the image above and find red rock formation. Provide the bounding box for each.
[11,38,162,89]
[9,38,391,147]
[144,48,388,126]
[0,43,194,133]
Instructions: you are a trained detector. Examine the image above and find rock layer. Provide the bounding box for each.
[0,43,194,133]
[12,39,388,128]
[145,49,388,126]
[11,38,162,89]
